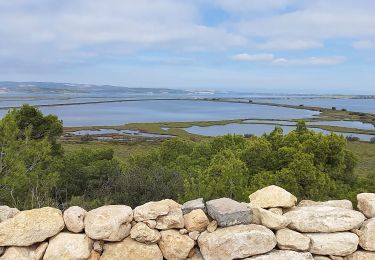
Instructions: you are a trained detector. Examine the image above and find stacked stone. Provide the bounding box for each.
[0,186,374,260]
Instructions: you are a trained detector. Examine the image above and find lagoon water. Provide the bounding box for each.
[0,100,317,127]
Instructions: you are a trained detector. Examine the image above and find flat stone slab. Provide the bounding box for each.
[182,198,206,214]
[206,198,251,227]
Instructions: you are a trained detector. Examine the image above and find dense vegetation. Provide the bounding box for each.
[0,105,373,210]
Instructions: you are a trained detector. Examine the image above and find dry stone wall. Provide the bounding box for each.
[0,185,375,259]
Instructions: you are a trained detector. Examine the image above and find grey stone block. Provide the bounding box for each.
[206,198,252,227]
[182,198,206,214]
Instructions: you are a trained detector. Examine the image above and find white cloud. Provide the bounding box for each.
[232,53,274,61]
[257,39,323,50]
[272,56,346,66]
[353,40,375,49]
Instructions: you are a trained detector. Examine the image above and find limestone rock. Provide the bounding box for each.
[298,200,353,209]
[84,205,133,241]
[0,242,48,260]
[101,237,163,260]
[268,208,283,215]
[252,207,290,230]
[249,185,297,208]
[179,228,188,234]
[206,198,251,227]
[313,257,331,260]
[159,230,194,260]
[43,232,93,260]
[245,250,314,259]
[143,219,157,229]
[184,209,209,232]
[189,231,200,240]
[207,220,217,232]
[358,217,375,251]
[188,247,204,260]
[63,206,86,233]
[130,222,161,244]
[0,207,64,246]
[306,232,359,256]
[155,208,184,229]
[88,250,100,260]
[284,206,365,232]
[133,199,180,222]
[344,251,375,259]
[0,206,19,222]
[182,198,206,214]
[276,228,310,251]
[198,224,276,260]
[93,240,104,252]
[357,193,375,218]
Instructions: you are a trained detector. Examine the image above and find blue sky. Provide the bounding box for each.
[1,0,375,94]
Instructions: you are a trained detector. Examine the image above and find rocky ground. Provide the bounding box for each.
[0,185,375,259]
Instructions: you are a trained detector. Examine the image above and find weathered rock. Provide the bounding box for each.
[357,193,375,218]
[284,206,365,232]
[143,219,157,229]
[276,228,310,251]
[159,230,195,260]
[245,250,314,259]
[63,206,86,233]
[358,217,375,251]
[198,224,276,260]
[330,256,344,260]
[0,206,19,222]
[268,208,283,215]
[206,220,217,232]
[133,199,180,222]
[43,232,93,260]
[93,240,104,252]
[130,222,161,244]
[306,232,359,256]
[179,228,188,234]
[101,237,163,260]
[0,242,48,260]
[84,205,132,241]
[0,207,64,246]
[188,247,204,260]
[298,200,353,209]
[249,185,297,208]
[344,250,375,259]
[155,208,184,229]
[252,207,290,230]
[87,250,100,260]
[182,198,206,214]
[189,231,200,240]
[206,198,251,227]
[184,209,209,232]
[313,257,331,260]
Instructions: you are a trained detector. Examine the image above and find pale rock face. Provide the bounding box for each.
[245,250,314,259]
[84,205,133,241]
[155,208,184,230]
[87,250,100,260]
[313,256,331,260]
[159,230,195,260]
[306,232,359,256]
[344,250,375,259]
[188,247,204,260]
[206,220,217,232]
[249,185,297,208]
[43,232,93,260]
[101,237,163,260]
[0,207,64,246]
[130,222,161,244]
[93,240,104,252]
[358,218,375,251]
[298,200,353,209]
[206,198,251,227]
[133,199,180,222]
[284,206,365,232]
[179,228,188,235]
[0,242,48,260]
[276,228,310,251]
[252,207,290,230]
[63,206,86,233]
[268,208,283,215]
[357,193,375,218]
[0,206,19,222]
[184,209,209,232]
[143,219,157,229]
[189,231,200,240]
[198,224,276,260]
[182,198,206,214]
